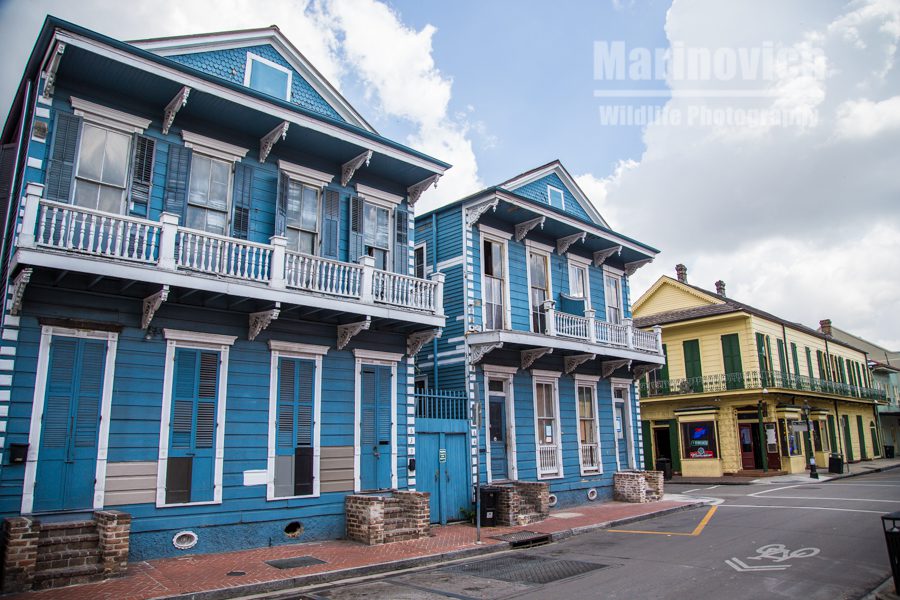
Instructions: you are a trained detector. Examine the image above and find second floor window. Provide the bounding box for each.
[569,264,588,300]
[285,181,320,254]
[605,274,622,324]
[246,54,292,101]
[529,252,550,333]
[187,154,231,235]
[483,239,505,330]
[414,244,426,279]
[364,203,390,269]
[73,123,131,214]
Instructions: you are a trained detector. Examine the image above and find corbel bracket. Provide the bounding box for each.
[593,245,622,268]
[601,358,631,378]
[624,258,653,276]
[341,150,373,187]
[522,347,553,370]
[142,285,169,329]
[259,121,289,163]
[632,363,662,381]
[162,86,191,135]
[557,232,586,255]
[9,268,33,316]
[564,353,596,375]
[337,316,371,350]
[408,328,442,357]
[470,341,503,364]
[408,174,441,207]
[515,216,545,242]
[42,42,66,99]
[465,198,499,228]
[249,302,281,341]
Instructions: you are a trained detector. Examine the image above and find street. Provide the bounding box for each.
[280,471,900,600]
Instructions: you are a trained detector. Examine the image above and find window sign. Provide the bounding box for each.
[681,421,717,459]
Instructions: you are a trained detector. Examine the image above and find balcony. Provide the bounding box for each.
[640,370,887,402]
[14,186,444,327]
[548,302,661,354]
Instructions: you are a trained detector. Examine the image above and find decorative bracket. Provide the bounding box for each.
[9,268,33,316]
[162,86,191,135]
[564,353,596,374]
[469,341,503,363]
[249,302,281,341]
[408,328,441,357]
[624,258,654,276]
[465,198,499,228]
[593,245,622,268]
[341,150,373,187]
[632,363,662,381]
[557,232,586,255]
[601,359,630,378]
[259,121,289,163]
[515,216,545,242]
[337,316,371,350]
[42,42,66,99]
[408,174,441,207]
[142,285,169,329]
[522,347,553,370]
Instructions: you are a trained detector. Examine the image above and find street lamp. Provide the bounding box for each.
[803,400,819,479]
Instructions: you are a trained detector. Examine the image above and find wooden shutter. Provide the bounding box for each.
[195,351,218,449]
[321,189,340,259]
[164,144,192,220]
[805,348,814,379]
[231,163,253,239]
[0,143,17,226]
[172,349,198,449]
[360,367,376,447]
[276,357,296,451]
[641,420,653,469]
[73,340,105,448]
[45,112,82,202]
[129,135,155,217]
[294,359,315,496]
[791,343,800,377]
[668,419,681,472]
[275,171,288,236]
[42,338,78,450]
[376,366,392,444]
[816,350,826,380]
[682,339,702,392]
[721,333,743,390]
[393,206,409,274]
[776,339,787,374]
[827,414,838,454]
[170,348,218,451]
[349,195,364,262]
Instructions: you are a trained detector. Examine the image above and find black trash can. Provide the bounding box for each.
[655,458,673,481]
[828,453,844,474]
[886,445,896,459]
[883,512,900,593]
[480,488,500,527]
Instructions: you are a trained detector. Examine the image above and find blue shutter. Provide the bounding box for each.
[171,349,197,449]
[296,360,314,447]
[321,189,340,259]
[45,113,82,202]
[195,351,218,449]
[275,171,288,236]
[42,338,78,450]
[376,366,392,444]
[276,357,296,452]
[129,135,155,217]
[393,206,409,274]
[360,367,376,447]
[73,341,104,448]
[0,143,17,221]
[349,195,364,263]
[231,163,253,240]
[164,144,192,220]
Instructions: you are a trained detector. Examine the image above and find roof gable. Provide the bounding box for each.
[500,161,608,227]
[633,276,723,317]
[131,27,375,132]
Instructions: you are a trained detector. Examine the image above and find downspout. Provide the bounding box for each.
[431,212,438,390]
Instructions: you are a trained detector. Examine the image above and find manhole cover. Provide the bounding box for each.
[442,555,607,584]
[491,531,552,547]
[265,555,326,569]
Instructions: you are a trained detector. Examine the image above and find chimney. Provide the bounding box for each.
[675,264,687,283]
[819,319,832,337]
[715,280,726,297]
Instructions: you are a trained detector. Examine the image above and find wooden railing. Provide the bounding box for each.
[542,301,662,356]
[176,228,271,282]
[538,444,560,476]
[285,251,362,298]
[580,443,600,471]
[594,319,629,347]
[373,271,438,311]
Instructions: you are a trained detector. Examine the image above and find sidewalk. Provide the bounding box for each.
[9,498,705,600]
[671,456,900,486]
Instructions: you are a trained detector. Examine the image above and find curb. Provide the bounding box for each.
[825,462,900,482]
[154,501,710,600]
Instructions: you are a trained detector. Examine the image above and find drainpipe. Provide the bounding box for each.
[431,213,439,390]
[781,324,791,379]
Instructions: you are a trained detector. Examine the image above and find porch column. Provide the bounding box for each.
[431,271,445,315]
[17,183,44,249]
[653,325,663,353]
[360,255,375,304]
[157,212,179,271]
[543,300,556,336]
[585,308,597,343]
[269,235,286,289]
[624,318,635,349]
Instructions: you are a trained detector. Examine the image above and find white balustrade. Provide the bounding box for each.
[633,328,660,353]
[538,444,559,476]
[555,311,591,340]
[580,443,600,471]
[285,251,363,298]
[176,228,271,282]
[594,319,629,347]
[35,200,159,263]
[372,270,437,311]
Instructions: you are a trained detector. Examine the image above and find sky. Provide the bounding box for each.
[1,0,898,349]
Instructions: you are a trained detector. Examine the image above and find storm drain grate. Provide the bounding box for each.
[491,530,553,548]
[441,554,607,584]
[265,556,327,569]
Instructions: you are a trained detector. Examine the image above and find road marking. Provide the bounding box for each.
[726,557,789,572]
[707,485,720,489]
[721,503,886,514]
[726,543,820,573]
[610,505,717,536]
[684,488,701,493]
[748,484,805,497]
[753,495,900,503]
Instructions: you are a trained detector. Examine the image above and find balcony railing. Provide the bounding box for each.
[414,389,467,420]
[538,444,560,476]
[640,369,887,402]
[580,443,600,471]
[21,194,444,316]
[541,301,662,355]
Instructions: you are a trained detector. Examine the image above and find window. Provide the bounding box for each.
[547,185,564,209]
[778,419,803,456]
[285,180,320,254]
[605,274,622,324]
[577,383,600,473]
[483,238,506,330]
[187,154,231,235]
[414,376,427,394]
[681,421,717,459]
[568,263,588,301]
[273,357,316,498]
[529,251,550,333]
[812,420,825,452]
[534,379,561,477]
[364,203,390,269]
[245,53,292,100]
[414,244,427,279]
[73,123,131,213]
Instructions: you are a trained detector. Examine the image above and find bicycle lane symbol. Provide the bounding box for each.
[726,544,821,572]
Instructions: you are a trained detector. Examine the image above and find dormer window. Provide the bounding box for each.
[547,185,564,209]
[244,53,292,101]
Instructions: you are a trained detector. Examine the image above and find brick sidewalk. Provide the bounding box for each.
[8,499,700,600]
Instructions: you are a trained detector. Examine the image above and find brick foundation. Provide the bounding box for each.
[345,492,430,546]
[482,481,550,526]
[94,510,131,578]
[1,517,39,593]
[613,471,664,503]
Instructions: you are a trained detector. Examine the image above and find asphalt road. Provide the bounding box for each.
[276,470,900,600]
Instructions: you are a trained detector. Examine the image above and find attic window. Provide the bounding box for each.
[245,53,292,101]
[547,185,565,209]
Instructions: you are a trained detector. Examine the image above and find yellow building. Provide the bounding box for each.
[633,266,885,478]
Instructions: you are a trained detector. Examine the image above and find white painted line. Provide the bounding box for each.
[684,488,701,494]
[821,483,900,487]
[721,504,886,514]
[756,495,900,503]
[706,485,720,489]
[748,484,806,497]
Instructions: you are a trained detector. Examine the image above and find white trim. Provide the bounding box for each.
[603,264,625,277]
[531,369,562,378]
[278,159,334,188]
[21,326,119,514]
[478,229,512,331]
[611,380,636,470]
[464,330,662,365]
[70,97,151,133]
[501,163,609,228]
[477,223,512,241]
[567,258,591,309]
[532,372,563,480]
[181,130,249,163]
[243,52,293,101]
[483,368,518,483]
[574,377,603,476]
[353,358,399,492]
[352,348,403,363]
[547,185,565,211]
[266,350,323,500]
[156,337,232,508]
[574,374,601,384]
[436,256,464,271]
[356,183,404,206]
[482,364,519,375]
[524,238,555,254]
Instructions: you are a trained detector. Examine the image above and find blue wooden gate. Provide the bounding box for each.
[34,337,106,513]
[360,365,392,491]
[415,390,470,525]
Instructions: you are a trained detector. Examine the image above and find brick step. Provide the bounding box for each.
[384,527,420,542]
[36,548,102,571]
[32,563,105,591]
[38,522,97,540]
[38,533,100,554]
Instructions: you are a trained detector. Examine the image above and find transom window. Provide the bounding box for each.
[483,238,506,331]
[285,180,320,254]
[246,54,292,101]
[187,154,231,235]
[73,123,131,214]
[605,274,622,324]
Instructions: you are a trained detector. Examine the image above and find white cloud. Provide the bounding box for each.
[835,95,900,137]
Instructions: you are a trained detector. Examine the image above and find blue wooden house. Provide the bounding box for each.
[0,17,447,566]
[414,161,665,522]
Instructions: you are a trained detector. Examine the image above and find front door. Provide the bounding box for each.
[416,431,469,524]
[739,423,757,469]
[488,389,508,481]
[614,400,629,469]
[34,337,107,513]
[360,365,392,490]
[654,427,671,462]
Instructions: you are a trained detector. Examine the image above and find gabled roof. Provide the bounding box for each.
[129,25,375,133]
[632,274,722,313]
[499,160,610,228]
